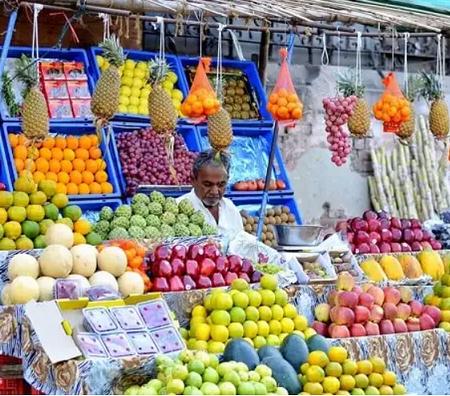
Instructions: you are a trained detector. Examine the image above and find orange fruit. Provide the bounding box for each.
[17,135,27,145]
[269,94,278,104]
[89,147,102,160]
[192,101,203,116]
[96,159,106,171]
[205,107,217,116]
[9,134,18,148]
[374,110,383,120]
[287,93,298,103]
[63,148,75,161]
[35,158,49,173]
[14,158,24,172]
[292,108,302,119]
[39,147,51,160]
[60,160,73,173]
[400,107,410,117]
[203,98,215,109]
[181,102,192,116]
[55,136,67,149]
[75,148,89,161]
[78,183,90,194]
[95,170,108,183]
[24,159,36,172]
[79,136,91,150]
[45,172,58,182]
[287,102,297,111]
[32,171,45,184]
[66,183,78,195]
[58,171,70,184]
[70,170,82,185]
[186,95,197,105]
[49,159,61,173]
[277,106,289,119]
[72,158,86,172]
[66,136,79,150]
[388,106,398,117]
[85,159,98,173]
[56,183,67,194]
[89,182,102,194]
[89,135,98,147]
[42,137,55,149]
[393,114,402,123]
[277,88,288,98]
[269,104,278,116]
[51,148,63,161]
[82,171,94,184]
[101,182,113,194]
[14,145,27,161]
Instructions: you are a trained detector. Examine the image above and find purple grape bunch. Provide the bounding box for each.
[323,95,357,166]
[116,128,198,196]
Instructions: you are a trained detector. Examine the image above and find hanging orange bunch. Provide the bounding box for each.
[181,58,221,121]
[373,72,411,132]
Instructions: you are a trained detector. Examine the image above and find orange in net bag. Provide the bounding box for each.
[267,48,303,125]
[181,57,221,122]
[373,72,411,132]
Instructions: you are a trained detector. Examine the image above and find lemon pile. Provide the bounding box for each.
[182,274,314,354]
[299,347,407,395]
[96,56,184,116]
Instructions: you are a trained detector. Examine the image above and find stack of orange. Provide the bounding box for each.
[373,93,411,131]
[267,88,303,121]
[9,133,114,195]
[180,88,220,118]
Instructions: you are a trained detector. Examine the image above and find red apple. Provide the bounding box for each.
[336,291,359,308]
[379,242,392,253]
[359,293,375,309]
[351,323,367,337]
[330,306,355,326]
[212,273,226,287]
[390,243,402,253]
[367,286,385,306]
[154,245,172,261]
[369,232,381,244]
[182,275,196,291]
[186,260,199,279]
[355,306,370,323]
[369,244,380,254]
[228,255,243,272]
[411,241,423,252]
[188,245,204,260]
[383,303,398,320]
[203,243,220,260]
[383,287,401,305]
[152,277,169,292]
[393,318,408,333]
[169,276,185,291]
[369,305,384,323]
[355,231,370,245]
[407,318,421,332]
[215,256,229,274]
[171,258,185,276]
[410,300,424,316]
[419,313,436,330]
[363,210,378,221]
[356,243,370,254]
[381,229,392,242]
[312,321,329,336]
[390,217,402,229]
[200,258,215,277]
[225,272,238,285]
[171,245,187,261]
[391,228,402,242]
[238,273,251,283]
[330,325,351,338]
[380,319,395,334]
[401,243,412,252]
[196,275,212,289]
[368,219,381,232]
[365,321,380,336]
[158,260,173,278]
[423,305,442,326]
[397,303,412,320]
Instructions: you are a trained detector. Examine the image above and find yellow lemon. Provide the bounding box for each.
[308,351,329,368]
[328,346,348,363]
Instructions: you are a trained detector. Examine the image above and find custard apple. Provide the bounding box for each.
[160,224,175,238]
[146,214,161,228]
[132,193,150,205]
[93,220,110,237]
[132,202,149,217]
[130,215,146,228]
[190,211,205,226]
[99,206,114,221]
[108,227,129,240]
[188,224,202,237]
[178,198,194,216]
[174,223,190,237]
[203,223,217,235]
[164,199,179,214]
[129,226,145,239]
[145,226,161,239]
[150,191,165,205]
[111,217,130,230]
[148,202,163,216]
[176,213,190,226]
[115,205,132,218]
[161,211,176,225]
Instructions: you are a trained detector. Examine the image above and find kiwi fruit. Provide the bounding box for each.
[245,224,252,233]
[275,216,282,224]
[282,206,290,214]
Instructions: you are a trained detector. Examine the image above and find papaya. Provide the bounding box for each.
[360,259,387,282]
[262,356,301,395]
[306,334,330,353]
[398,255,423,279]
[279,334,309,371]
[258,345,283,361]
[379,255,405,281]
[418,250,445,281]
[223,338,260,370]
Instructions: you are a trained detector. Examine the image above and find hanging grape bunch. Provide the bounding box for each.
[323,95,357,166]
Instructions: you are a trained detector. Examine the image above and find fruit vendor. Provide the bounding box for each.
[177,150,243,240]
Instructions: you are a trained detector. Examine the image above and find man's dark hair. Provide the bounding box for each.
[192,150,231,178]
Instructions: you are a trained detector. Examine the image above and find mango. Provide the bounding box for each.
[360,259,387,282]
[418,250,445,281]
[379,255,405,281]
[398,255,423,279]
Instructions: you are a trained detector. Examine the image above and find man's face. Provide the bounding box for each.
[192,164,228,207]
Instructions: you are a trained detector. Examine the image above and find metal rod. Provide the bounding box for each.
[0,10,18,92]
[258,29,270,86]
[256,122,280,240]
[325,31,442,37]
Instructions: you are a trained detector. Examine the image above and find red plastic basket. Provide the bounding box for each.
[31,387,45,395]
[0,378,27,395]
[0,356,21,365]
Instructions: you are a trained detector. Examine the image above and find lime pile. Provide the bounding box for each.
[182,274,313,353]
[124,350,288,396]
[0,172,101,249]
[299,347,407,395]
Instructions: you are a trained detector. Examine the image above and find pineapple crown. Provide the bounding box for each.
[337,69,365,98]
[15,54,39,93]
[148,57,170,86]
[402,75,423,103]
[99,35,125,68]
[421,71,444,101]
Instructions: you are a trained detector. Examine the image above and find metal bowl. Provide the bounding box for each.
[274,225,325,247]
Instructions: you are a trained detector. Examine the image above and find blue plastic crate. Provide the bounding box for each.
[0,136,13,191]
[232,194,303,224]
[1,123,122,201]
[77,198,123,224]
[0,46,94,122]
[88,47,188,122]
[178,56,272,126]
[110,122,200,197]
[197,125,292,196]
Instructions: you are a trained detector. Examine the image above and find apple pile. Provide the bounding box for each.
[312,283,441,338]
[146,242,261,292]
[232,179,286,192]
[336,210,442,254]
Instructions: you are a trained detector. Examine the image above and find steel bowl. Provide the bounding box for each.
[274,224,325,247]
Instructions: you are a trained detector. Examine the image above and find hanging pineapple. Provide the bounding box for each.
[91,35,125,139]
[338,71,370,138]
[397,75,423,142]
[421,72,449,140]
[148,59,178,135]
[16,55,48,143]
[207,107,233,152]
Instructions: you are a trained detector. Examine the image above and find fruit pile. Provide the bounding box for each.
[360,250,445,282]
[9,133,113,196]
[0,175,99,250]
[232,179,286,192]
[181,89,220,119]
[330,250,361,278]
[312,280,441,338]
[147,242,260,292]
[124,350,288,396]
[267,88,303,122]
[429,218,450,249]
[183,275,312,354]
[240,206,297,247]
[336,210,442,254]
[96,56,184,116]
[94,192,217,240]
[1,227,146,305]
[373,93,411,131]
[116,127,198,196]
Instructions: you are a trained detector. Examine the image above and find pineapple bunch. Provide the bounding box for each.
[397,75,423,142]
[16,55,48,143]
[337,71,370,138]
[148,59,178,135]
[91,36,125,140]
[421,72,449,140]
[207,107,233,152]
